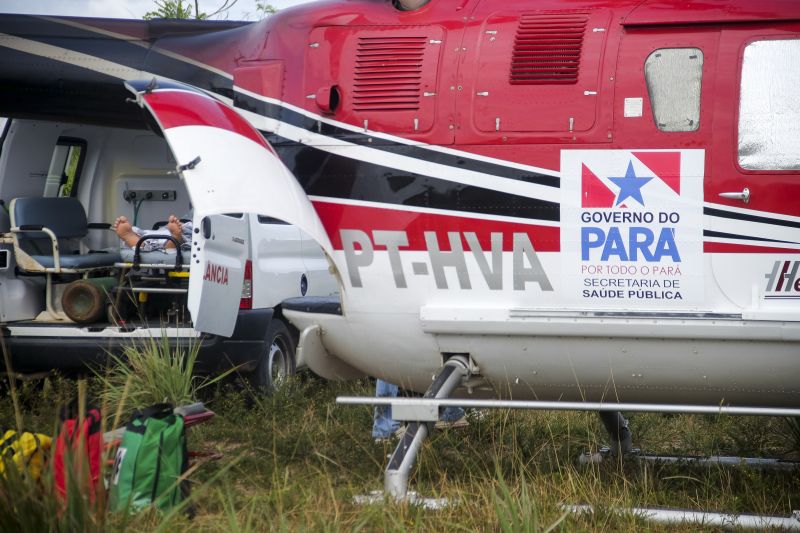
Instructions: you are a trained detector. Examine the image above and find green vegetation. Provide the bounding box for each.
[0,371,798,531]
[60,144,82,197]
[144,0,210,20]
[95,333,235,416]
[0,447,103,533]
[143,1,276,20]
[254,1,277,16]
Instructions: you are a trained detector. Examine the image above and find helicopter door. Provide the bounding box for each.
[125,80,333,337]
[708,32,800,318]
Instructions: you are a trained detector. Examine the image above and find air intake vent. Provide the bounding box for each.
[510,13,588,85]
[354,36,426,111]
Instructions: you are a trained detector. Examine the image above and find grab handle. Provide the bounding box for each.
[718,188,750,204]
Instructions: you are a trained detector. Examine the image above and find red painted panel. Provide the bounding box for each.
[312,200,560,252]
[471,10,608,133]
[624,0,800,27]
[581,164,616,208]
[143,90,270,150]
[304,25,446,138]
[612,29,719,150]
[234,61,284,100]
[632,151,680,195]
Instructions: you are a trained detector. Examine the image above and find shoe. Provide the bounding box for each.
[434,417,469,430]
[373,425,406,444]
[467,409,487,421]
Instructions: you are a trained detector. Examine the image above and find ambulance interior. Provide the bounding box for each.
[0,117,228,328]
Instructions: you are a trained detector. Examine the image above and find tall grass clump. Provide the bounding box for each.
[0,449,104,533]
[0,378,111,533]
[491,467,570,533]
[96,332,234,411]
[0,416,242,533]
[783,417,800,457]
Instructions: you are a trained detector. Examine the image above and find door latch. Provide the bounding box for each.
[718,188,750,204]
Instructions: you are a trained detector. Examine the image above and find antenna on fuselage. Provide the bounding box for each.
[144,77,159,93]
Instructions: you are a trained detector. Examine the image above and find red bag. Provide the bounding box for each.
[53,406,102,502]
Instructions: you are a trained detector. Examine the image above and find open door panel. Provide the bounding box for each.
[125,79,332,336]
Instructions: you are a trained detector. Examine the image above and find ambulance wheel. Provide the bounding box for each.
[253,318,296,395]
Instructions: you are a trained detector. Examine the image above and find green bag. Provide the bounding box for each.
[109,404,188,513]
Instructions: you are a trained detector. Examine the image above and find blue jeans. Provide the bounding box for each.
[372,379,400,438]
[372,379,465,438]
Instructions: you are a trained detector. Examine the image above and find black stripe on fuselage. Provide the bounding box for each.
[705,206,800,231]
[272,139,560,222]
[0,15,149,70]
[0,15,234,101]
[703,229,800,245]
[234,91,561,188]
[0,46,145,126]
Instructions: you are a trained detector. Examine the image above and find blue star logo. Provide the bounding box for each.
[608,161,652,206]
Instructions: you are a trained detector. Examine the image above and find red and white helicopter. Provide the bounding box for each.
[1,0,800,505]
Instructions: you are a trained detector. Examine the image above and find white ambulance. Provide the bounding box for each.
[0,116,338,391]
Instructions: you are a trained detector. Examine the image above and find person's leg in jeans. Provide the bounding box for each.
[372,379,400,439]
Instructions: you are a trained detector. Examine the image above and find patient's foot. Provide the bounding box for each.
[165,215,182,249]
[113,216,140,248]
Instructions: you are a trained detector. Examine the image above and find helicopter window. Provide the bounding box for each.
[42,137,87,198]
[644,48,703,132]
[392,0,431,11]
[257,215,290,225]
[738,39,800,170]
[0,117,9,162]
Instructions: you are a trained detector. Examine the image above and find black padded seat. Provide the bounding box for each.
[30,251,121,269]
[9,196,118,319]
[10,197,119,271]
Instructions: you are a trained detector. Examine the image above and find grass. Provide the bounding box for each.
[94,333,236,415]
[0,374,799,531]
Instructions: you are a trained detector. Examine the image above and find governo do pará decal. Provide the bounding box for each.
[560,150,704,308]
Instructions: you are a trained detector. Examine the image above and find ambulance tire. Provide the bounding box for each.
[253,318,296,395]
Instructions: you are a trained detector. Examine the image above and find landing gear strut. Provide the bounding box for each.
[598,411,633,455]
[384,356,469,500]
[339,386,800,506]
